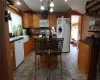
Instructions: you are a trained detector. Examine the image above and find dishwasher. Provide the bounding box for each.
[14,39,24,68]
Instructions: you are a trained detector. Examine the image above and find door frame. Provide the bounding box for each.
[0,0,13,80]
[70,14,82,48]
[71,15,82,41]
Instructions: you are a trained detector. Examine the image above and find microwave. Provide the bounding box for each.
[39,20,49,27]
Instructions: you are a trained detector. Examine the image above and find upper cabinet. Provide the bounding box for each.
[33,14,42,28]
[47,14,57,28]
[23,13,33,28]
[33,14,57,28]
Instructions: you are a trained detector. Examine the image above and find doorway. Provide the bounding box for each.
[70,15,81,47]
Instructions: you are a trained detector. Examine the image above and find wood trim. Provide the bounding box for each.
[80,15,89,40]
[8,6,22,16]
[67,10,83,18]
[0,0,13,80]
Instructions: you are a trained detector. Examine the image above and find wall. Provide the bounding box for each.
[67,10,82,18]
[0,0,13,80]
[54,12,68,18]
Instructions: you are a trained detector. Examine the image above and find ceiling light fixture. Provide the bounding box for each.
[16,1,21,5]
[40,4,45,10]
[65,0,67,2]
[50,1,54,7]
[50,8,53,12]
[40,0,54,12]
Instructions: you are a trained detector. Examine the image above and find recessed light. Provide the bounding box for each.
[16,1,21,5]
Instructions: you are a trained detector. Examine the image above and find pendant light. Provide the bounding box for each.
[40,3,45,10]
[50,1,54,7]
[40,0,54,12]
[50,8,53,12]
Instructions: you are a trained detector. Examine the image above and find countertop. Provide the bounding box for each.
[80,38,100,47]
[10,36,23,42]
[79,40,93,45]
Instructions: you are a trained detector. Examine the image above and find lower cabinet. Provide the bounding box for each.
[10,42,16,70]
[78,42,99,80]
[24,37,34,58]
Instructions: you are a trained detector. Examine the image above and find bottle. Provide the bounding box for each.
[49,30,52,40]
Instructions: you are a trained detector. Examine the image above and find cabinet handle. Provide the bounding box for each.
[18,41,20,43]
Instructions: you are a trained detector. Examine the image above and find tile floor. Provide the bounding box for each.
[14,45,86,80]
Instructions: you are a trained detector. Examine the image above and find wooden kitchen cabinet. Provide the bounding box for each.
[47,14,57,28]
[78,42,90,76]
[33,14,42,28]
[10,42,16,70]
[33,14,57,28]
[78,42,99,80]
[33,36,39,38]
[23,13,33,28]
[24,36,34,58]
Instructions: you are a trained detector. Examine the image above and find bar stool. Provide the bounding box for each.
[34,38,64,80]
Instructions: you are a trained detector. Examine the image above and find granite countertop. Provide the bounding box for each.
[80,38,100,47]
[79,40,93,45]
[10,36,23,42]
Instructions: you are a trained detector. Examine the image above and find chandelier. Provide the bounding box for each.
[40,0,54,12]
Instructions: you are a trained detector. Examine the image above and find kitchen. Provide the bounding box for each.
[0,0,100,80]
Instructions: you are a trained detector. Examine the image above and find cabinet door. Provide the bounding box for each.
[33,14,42,28]
[10,42,16,70]
[51,14,57,28]
[23,13,33,28]
[23,13,29,28]
[47,14,57,28]
[24,37,34,58]
[28,14,33,28]
[78,42,90,76]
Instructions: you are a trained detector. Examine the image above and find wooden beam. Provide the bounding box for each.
[0,0,13,80]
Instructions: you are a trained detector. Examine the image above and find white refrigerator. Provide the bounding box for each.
[57,17,70,53]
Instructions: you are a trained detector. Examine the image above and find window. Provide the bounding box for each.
[8,10,22,34]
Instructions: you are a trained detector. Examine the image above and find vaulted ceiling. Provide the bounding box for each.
[23,0,70,12]
[13,0,89,14]
[23,0,89,14]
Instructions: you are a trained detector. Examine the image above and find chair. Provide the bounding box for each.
[34,38,64,80]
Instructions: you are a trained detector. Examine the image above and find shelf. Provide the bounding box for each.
[88,30,100,32]
[86,0,100,17]
[86,0,100,9]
